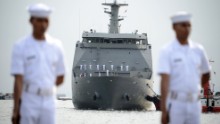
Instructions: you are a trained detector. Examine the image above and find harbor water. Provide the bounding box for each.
[0,100,220,124]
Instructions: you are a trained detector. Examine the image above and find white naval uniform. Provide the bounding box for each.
[158,39,210,124]
[11,34,66,124]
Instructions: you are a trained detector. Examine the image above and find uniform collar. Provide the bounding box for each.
[29,34,51,43]
[173,38,193,49]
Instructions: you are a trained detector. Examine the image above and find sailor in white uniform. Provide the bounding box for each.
[158,11,211,124]
[11,3,66,124]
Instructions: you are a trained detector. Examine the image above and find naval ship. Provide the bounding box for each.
[72,0,156,110]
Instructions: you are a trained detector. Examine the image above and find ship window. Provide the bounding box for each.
[118,40,123,44]
[111,40,117,43]
[132,39,136,44]
[88,40,91,43]
[104,39,110,43]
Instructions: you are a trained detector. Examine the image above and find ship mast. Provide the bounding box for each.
[102,0,128,34]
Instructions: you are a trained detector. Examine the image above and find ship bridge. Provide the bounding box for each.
[79,32,150,49]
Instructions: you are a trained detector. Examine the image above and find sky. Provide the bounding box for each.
[0,0,219,97]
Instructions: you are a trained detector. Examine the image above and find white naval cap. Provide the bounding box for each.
[27,3,52,18]
[171,11,192,24]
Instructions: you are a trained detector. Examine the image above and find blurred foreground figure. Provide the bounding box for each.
[158,11,210,124]
[11,3,66,124]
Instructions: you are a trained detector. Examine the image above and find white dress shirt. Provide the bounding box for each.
[11,34,66,89]
[158,39,210,93]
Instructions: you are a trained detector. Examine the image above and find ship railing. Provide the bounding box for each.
[76,71,131,78]
[79,42,147,50]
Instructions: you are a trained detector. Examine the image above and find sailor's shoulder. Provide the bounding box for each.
[13,35,31,49]
[190,41,206,53]
[191,41,204,48]
[46,34,64,50]
[160,41,174,53]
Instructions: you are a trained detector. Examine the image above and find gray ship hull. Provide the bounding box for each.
[72,76,155,110]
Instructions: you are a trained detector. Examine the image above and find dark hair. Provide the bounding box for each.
[29,17,49,22]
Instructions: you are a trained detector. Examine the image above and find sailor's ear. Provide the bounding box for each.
[29,17,34,24]
[172,24,176,30]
